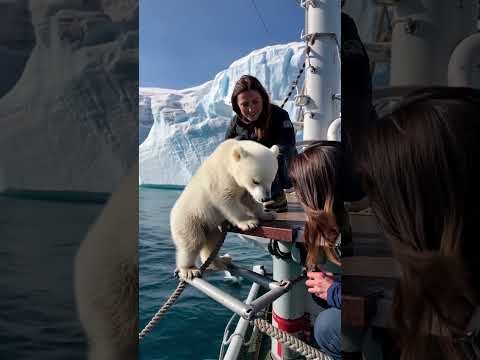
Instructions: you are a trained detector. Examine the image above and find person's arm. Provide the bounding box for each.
[270,107,296,189]
[306,271,341,309]
[274,107,296,150]
[326,281,341,308]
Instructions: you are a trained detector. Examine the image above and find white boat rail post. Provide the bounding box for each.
[227,263,281,289]
[184,277,255,319]
[185,264,291,321]
[302,0,341,141]
[223,265,265,360]
[270,240,308,360]
[326,116,341,141]
[448,32,480,88]
[268,1,341,359]
[390,0,478,87]
[249,281,293,314]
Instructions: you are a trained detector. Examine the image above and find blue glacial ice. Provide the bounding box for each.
[139,42,305,186]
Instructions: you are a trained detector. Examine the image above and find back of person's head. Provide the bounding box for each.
[231,75,271,140]
[357,86,480,360]
[289,141,344,267]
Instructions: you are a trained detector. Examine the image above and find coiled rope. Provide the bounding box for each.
[138,234,226,340]
[253,318,333,360]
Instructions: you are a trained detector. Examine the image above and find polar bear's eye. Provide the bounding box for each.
[252,179,260,185]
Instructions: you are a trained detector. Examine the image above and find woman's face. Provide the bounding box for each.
[237,90,263,123]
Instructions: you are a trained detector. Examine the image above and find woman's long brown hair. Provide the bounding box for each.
[231,75,272,141]
[289,141,344,267]
[357,87,480,360]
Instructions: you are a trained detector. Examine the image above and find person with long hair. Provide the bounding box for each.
[226,75,296,212]
[289,142,344,268]
[289,141,346,360]
[357,87,480,360]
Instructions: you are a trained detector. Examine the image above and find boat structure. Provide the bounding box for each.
[141,0,480,359]
[340,0,480,358]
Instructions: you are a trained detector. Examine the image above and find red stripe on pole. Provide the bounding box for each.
[272,311,309,333]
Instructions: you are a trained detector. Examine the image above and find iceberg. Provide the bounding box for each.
[0,0,138,192]
[139,42,306,186]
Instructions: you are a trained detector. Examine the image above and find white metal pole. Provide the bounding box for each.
[269,2,342,359]
[327,116,341,141]
[448,33,480,88]
[223,266,265,360]
[184,277,254,318]
[270,241,308,360]
[303,0,341,141]
[390,0,478,87]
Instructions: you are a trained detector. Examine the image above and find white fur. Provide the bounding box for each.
[74,163,138,360]
[170,139,278,279]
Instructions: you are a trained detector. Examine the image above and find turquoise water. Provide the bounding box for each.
[139,187,273,360]
[0,196,103,359]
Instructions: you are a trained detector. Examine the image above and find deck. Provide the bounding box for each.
[343,208,399,329]
[228,193,399,330]
[230,192,306,242]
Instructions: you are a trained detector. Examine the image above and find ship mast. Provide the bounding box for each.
[268,2,342,360]
[302,0,341,141]
[390,0,478,87]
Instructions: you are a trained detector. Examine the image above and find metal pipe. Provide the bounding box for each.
[390,0,478,86]
[448,32,480,88]
[223,266,265,360]
[184,277,254,319]
[249,284,290,315]
[302,0,341,141]
[227,263,280,290]
[327,117,341,141]
[270,241,307,360]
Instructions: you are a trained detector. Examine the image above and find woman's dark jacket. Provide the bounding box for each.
[225,104,295,152]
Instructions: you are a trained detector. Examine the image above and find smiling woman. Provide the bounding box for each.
[225,75,297,213]
[237,90,263,123]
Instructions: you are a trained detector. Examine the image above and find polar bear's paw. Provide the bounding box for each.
[178,267,201,280]
[236,219,259,231]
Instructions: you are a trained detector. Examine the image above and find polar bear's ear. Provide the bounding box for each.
[270,145,279,157]
[232,145,248,161]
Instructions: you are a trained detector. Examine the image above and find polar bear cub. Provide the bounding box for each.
[170,139,279,279]
[74,163,138,360]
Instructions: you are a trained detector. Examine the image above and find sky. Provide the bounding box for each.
[140,0,305,89]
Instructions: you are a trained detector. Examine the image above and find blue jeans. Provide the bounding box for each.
[314,308,341,360]
[271,146,296,198]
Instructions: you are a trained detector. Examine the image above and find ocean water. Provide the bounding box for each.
[0,196,103,359]
[139,187,273,360]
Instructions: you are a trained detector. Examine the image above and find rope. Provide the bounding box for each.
[218,313,239,360]
[252,318,333,360]
[268,239,291,260]
[138,281,187,340]
[138,235,226,340]
[250,0,271,38]
[280,46,310,109]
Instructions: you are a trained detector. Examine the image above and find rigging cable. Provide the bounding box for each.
[250,0,272,39]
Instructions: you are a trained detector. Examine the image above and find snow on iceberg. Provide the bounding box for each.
[0,2,137,193]
[139,42,305,186]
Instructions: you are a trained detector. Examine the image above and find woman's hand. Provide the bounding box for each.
[305,271,334,300]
